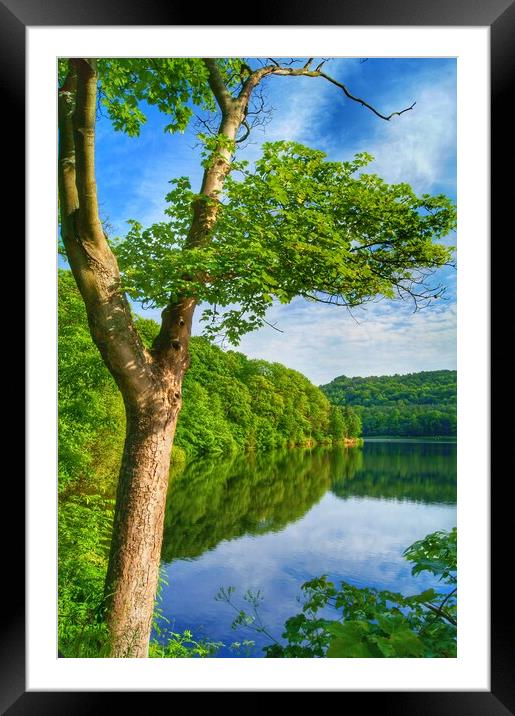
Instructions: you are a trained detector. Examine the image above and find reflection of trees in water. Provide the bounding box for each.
[161,443,456,563]
[330,442,456,504]
[162,449,332,562]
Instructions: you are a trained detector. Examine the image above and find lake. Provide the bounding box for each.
[156,439,457,657]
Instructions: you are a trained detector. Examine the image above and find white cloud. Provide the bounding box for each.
[209,297,457,385]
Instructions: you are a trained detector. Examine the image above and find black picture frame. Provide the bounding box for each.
[8,0,505,711]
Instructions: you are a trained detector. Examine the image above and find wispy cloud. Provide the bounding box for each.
[335,63,457,195]
[203,297,457,385]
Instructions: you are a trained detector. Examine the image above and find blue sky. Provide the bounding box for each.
[66,57,457,385]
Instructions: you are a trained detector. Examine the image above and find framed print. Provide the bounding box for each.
[7,0,507,710]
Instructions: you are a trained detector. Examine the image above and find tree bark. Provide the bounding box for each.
[103,394,180,657]
[103,306,192,658]
[58,59,168,658]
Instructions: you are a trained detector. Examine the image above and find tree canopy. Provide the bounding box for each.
[60,58,456,347]
[115,142,455,344]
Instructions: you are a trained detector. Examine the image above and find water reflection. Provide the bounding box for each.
[330,441,456,504]
[162,449,331,562]
[162,442,456,563]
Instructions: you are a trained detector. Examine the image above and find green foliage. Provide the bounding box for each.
[58,270,125,495]
[174,337,361,459]
[342,405,362,438]
[222,528,457,658]
[97,59,215,136]
[148,631,223,658]
[58,494,114,657]
[404,527,457,584]
[329,406,346,440]
[58,271,123,654]
[94,57,255,137]
[321,370,457,437]
[115,142,455,344]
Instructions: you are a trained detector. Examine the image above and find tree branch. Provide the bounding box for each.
[262,318,284,333]
[244,62,415,122]
[419,587,457,636]
[71,58,106,245]
[203,58,234,114]
[423,601,457,626]
[235,119,251,144]
[319,70,416,120]
[301,292,351,307]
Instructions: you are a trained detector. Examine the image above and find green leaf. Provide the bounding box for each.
[326,621,379,658]
[405,588,439,604]
[374,628,425,658]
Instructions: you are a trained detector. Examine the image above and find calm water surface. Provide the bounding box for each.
[156,440,456,657]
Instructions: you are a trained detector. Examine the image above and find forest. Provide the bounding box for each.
[321,370,457,436]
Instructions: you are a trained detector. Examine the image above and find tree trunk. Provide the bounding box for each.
[58,58,248,658]
[103,392,181,657]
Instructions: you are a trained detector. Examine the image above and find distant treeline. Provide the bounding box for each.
[168,331,362,458]
[320,370,456,437]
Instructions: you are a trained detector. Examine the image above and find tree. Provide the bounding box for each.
[58,57,455,657]
[329,406,346,441]
[343,405,362,438]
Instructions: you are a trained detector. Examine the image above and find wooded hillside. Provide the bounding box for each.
[320,370,456,436]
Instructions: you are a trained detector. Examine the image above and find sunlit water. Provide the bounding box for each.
[155,440,456,657]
